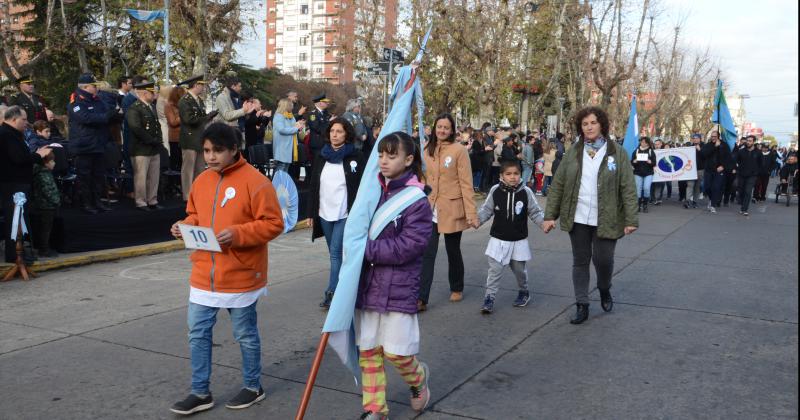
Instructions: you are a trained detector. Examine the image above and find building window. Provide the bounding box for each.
[299,36,308,46]
[316,34,323,42]
[268,23,275,29]
[299,52,307,61]
[269,38,275,45]
[276,48,283,54]
[301,4,308,14]
[286,26,295,31]
[315,66,323,74]
[268,53,275,60]
[316,2,325,10]
[299,23,308,30]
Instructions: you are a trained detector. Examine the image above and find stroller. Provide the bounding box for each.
[774,167,799,207]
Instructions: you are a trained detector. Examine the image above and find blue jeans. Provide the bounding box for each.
[472,170,483,190]
[542,176,552,195]
[320,218,346,293]
[188,301,261,395]
[521,165,533,186]
[635,175,653,199]
[703,169,725,207]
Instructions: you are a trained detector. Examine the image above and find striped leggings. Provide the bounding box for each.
[359,346,425,415]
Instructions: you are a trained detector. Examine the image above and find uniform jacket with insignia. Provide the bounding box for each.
[126,99,162,156]
[67,88,113,155]
[10,92,46,124]
[307,107,331,154]
[178,92,208,151]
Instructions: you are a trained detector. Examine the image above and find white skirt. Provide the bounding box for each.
[356,309,420,356]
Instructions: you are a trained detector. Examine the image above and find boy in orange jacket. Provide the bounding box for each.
[169,123,284,415]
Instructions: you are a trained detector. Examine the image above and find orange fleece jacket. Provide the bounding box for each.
[182,156,284,292]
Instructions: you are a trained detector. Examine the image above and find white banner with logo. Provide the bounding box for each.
[653,147,698,182]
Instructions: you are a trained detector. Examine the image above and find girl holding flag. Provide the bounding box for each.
[355,131,433,419]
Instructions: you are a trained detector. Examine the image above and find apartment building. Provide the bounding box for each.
[265,0,397,84]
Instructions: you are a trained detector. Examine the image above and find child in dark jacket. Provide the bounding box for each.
[475,160,546,314]
[31,151,60,257]
[355,131,433,420]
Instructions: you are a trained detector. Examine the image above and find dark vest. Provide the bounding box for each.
[489,184,529,242]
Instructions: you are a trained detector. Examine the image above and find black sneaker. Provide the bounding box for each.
[481,296,495,314]
[225,387,265,409]
[512,290,531,307]
[319,290,334,309]
[170,393,214,415]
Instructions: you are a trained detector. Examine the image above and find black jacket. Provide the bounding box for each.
[307,149,365,241]
[757,152,776,176]
[0,123,43,185]
[307,108,331,153]
[701,141,733,172]
[631,147,656,176]
[735,147,761,177]
[477,182,544,242]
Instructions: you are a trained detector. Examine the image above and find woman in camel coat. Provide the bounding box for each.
[418,113,477,310]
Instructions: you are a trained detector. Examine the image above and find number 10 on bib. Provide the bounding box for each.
[178,224,222,252]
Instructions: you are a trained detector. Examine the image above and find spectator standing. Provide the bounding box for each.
[126,81,163,211]
[178,75,213,201]
[272,99,306,173]
[521,135,534,187]
[700,131,732,213]
[165,86,185,171]
[306,118,364,308]
[419,113,477,310]
[1,106,51,262]
[157,85,173,153]
[31,151,60,258]
[287,90,307,121]
[542,140,557,196]
[341,99,369,152]
[9,75,47,124]
[68,73,114,214]
[307,93,333,160]
[735,135,761,216]
[241,92,272,151]
[214,76,255,136]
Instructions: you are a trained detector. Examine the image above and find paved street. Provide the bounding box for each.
[0,195,797,420]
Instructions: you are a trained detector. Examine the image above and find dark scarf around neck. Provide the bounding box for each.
[321,143,355,164]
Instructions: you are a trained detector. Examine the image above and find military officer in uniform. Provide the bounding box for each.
[10,75,47,124]
[177,75,217,201]
[126,80,163,211]
[307,93,332,173]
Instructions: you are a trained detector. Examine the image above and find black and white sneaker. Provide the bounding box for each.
[512,290,531,307]
[225,387,265,409]
[170,393,214,415]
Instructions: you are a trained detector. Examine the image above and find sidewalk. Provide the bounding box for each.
[0,194,796,419]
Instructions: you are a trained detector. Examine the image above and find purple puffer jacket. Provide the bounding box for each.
[356,171,433,314]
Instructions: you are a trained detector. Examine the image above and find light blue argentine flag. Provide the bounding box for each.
[125,9,166,22]
[623,93,639,158]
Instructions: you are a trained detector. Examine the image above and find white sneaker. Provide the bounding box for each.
[709,206,717,213]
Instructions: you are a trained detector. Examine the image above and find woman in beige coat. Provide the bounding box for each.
[418,113,477,311]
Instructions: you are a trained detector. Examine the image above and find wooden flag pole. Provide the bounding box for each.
[295,332,330,420]
[2,217,35,282]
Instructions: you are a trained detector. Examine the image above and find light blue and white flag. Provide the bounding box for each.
[322,26,433,386]
[622,93,639,158]
[125,9,166,22]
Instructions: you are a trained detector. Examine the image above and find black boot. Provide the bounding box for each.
[637,198,643,213]
[570,303,589,324]
[319,291,334,309]
[642,199,649,213]
[599,289,613,312]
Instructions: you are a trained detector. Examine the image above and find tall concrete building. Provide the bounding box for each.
[265,0,398,84]
[0,0,34,79]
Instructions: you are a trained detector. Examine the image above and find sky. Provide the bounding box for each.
[234,0,799,144]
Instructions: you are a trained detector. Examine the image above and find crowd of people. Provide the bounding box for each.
[2,71,799,419]
[0,72,378,263]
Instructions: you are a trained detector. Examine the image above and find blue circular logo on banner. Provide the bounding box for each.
[658,156,684,173]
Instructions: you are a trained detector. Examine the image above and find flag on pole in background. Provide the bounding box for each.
[712,79,738,150]
[623,93,639,158]
[125,9,166,22]
[321,26,432,386]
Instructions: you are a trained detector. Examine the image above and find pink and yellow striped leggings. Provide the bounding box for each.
[359,346,425,415]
